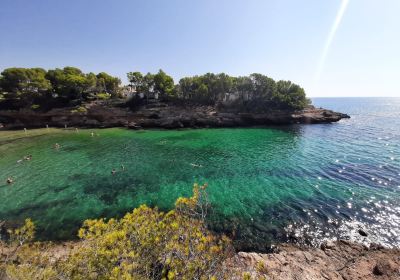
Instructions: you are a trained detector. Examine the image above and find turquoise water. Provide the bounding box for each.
[0,98,399,251]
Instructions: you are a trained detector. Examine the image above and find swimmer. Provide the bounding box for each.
[6,177,13,184]
[91,132,94,137]
[111,169,116,175]
[24,155,32,161]
[54,143,60,149]
[17,159,23,163]
[121,164,125,171]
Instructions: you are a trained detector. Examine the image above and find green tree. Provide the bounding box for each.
[143,72,155,93]
[174,72,309,111]
[85,72,98,97]
[96,72,121,97]
[153,69,174,96]
[127,71,144,93]
[46,67,93,101]
[249,73,276,101]
[177,77,195,99]
[274,80,309,110]
[0,68,51,106]
[235,76,252,102]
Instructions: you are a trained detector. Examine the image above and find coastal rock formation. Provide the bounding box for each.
[1,240,397,280]
[228,240,400,280]
[0,102,350,130]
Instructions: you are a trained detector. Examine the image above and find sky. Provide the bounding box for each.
[0,0,399,97]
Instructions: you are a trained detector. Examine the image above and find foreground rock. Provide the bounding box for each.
[1,240,397,279]
[0,101,349,130]
[228,241,400,280]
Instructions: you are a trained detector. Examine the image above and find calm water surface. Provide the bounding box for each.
[0,98,399,251]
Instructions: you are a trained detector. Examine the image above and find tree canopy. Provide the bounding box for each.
[174,73,309,111]
[0,67,309,112]
[127,69,174,97]
[0,67,121,110]
[0,68,51,107]
[127,70,309,110]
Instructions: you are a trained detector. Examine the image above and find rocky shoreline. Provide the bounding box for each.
[0,102,350,130]
[229,240,400,279]
[1,240,398,279]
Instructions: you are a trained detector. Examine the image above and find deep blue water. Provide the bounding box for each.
[303,97,400,247]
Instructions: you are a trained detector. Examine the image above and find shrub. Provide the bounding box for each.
[3,184,234,280]
[0,219,37,279]
[31,104,40,110]
[96,92,111,100]
[70,106,87,113]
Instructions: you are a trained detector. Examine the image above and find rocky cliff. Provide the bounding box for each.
[0,102,350,130]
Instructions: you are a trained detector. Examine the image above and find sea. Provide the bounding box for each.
[0,97,399,251]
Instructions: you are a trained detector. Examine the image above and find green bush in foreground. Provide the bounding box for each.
[1,184,236,280]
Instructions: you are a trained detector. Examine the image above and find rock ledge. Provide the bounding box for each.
[227,241,400,280]
[0,103,350,130]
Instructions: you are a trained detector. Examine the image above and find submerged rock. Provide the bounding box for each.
[358,229,368,237]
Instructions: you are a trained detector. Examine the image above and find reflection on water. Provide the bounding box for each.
[0,98,399,251]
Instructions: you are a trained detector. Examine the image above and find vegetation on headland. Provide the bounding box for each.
[0,67,310,112]
[0,67,121,110]
[1,184,258,280]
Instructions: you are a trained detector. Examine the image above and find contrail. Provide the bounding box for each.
[314,0,350,84]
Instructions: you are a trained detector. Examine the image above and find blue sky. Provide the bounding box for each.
[0,0,399,97]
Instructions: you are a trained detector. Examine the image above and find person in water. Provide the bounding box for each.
[121,164,125,171]
[111,169,116,175]
[54,143,60,149]
[24,155,32,161]
[6,177,13,184]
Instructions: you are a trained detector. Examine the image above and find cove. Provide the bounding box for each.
[1,99,400,251]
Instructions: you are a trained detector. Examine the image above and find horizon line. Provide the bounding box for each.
[310,96,399,98]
